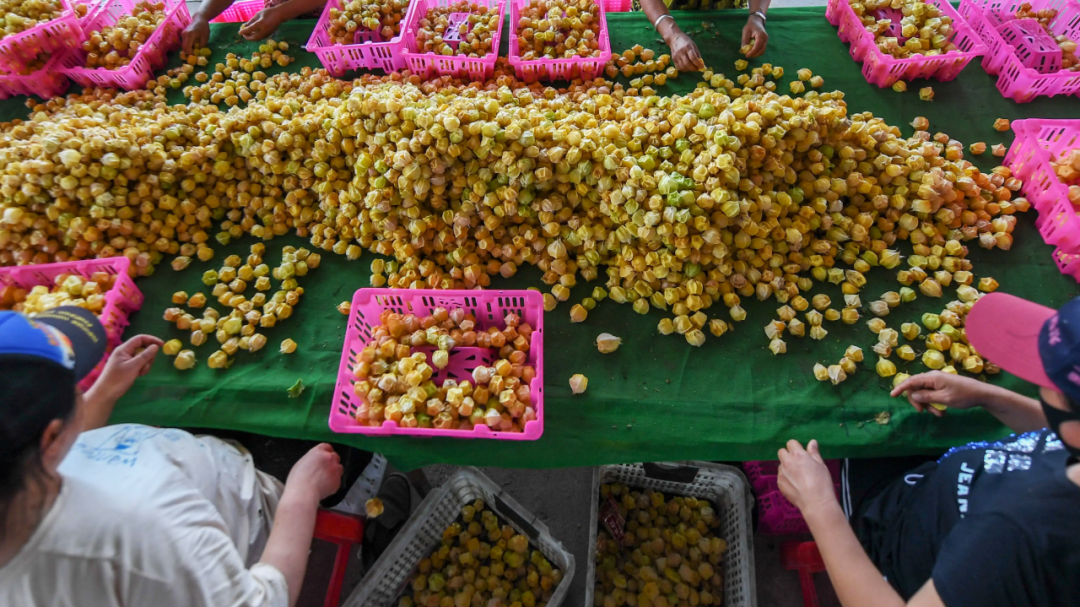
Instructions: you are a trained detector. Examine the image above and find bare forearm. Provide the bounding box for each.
[269,0,326,22]
[194,0,235,22]
[749,0,771,14]
[258,489,319,607]
[980,383,1046,433]
[640,0,682,43]
[805,503,906,607]
[81,385,120,431]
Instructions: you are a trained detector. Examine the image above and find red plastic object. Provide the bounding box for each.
[781,541,826,607]
[57,0,191,91]
[0,0,87,73]
[997,18,1063,73]
[0,51,71,100]
[826,0,987,88]
[746,460,841,534]
[508,0,612,82]
[210,0,263,23]
[306,0,419,75]
[313,509,366,607]
[402,0,506,80]
[958,0,1080,102]
[330,288,545,440]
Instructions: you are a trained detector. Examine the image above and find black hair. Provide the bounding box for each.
[0,359,77,540]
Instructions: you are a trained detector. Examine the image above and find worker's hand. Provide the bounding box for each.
[239,7,282,41]
[668,30,704,72]
[287,443,343,501]
[890,371,989,417]
[88,334,164,404]
[741,15,768,58]
[777,439,837,516]
[182,14,210,54]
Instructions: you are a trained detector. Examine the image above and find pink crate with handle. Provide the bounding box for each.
[210,0,263,22]
[997,18,1063,73]
[330,288,545,440]
[0,51,71,100]
[306,0,418,75]
[603,0,631,11]
[0,0,87,73]
[746,460,840,535]
[508,0,611,83]
[958,0,1080,102]
[402,0,505,80]
[0,257,145,390]
[57,0,191,91]
[826,0,987,88]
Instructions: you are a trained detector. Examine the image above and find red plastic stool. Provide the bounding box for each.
[314,509,366,607]
[781,541,826,607]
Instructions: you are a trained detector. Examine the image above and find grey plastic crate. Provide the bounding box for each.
[585,462,757,607]
[343,467,576,607]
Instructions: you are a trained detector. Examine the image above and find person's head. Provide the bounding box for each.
[0,307,107,527]
[967,293,1080,455]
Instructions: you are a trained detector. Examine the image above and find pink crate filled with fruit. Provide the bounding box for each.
[0,51,71,99]
[402,0,505,81]
[958,0,1080,101]
[0,0,93,73]
[57,0,191,91]
[331,288,545,441]
[306,0,416,75]
[508,0,612,83]
[826,0,987,88]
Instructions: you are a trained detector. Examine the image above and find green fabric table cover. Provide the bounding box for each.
[3,9,1079,471]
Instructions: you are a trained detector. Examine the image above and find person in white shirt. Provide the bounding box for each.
[0,307,344,607]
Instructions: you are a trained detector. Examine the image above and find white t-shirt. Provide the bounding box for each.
[0,424,289,607]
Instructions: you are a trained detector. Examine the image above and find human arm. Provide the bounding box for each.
[239,0,326,40]
[891,371,1046,433]
[183,0,235,52]
[740,0,770,58]
[82,334,162,431]
[257,444,343,607]
[777,440,946,607]
[639,0,704,71]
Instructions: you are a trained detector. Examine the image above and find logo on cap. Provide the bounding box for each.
[32,321,76,371]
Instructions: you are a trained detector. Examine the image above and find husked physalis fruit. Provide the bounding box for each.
[994,118,1010,131]
[595,484,725,607]
[416,0,499,57]
[570,303,588,322]
[337,301,351,315]
[82,1,168,69]
[892,81,907,92]
[769,338,787,355]
[569,373,588,394]
[978,277,999,292]
[920,87,934,101]
[0,273,114,316]
[163,339,182,356]
[365,497,384,518]
[327,0,410,44]
[735,59,748,71]
[280,338,297,354]
[797,68,812,80]
[686,329,706,347]
[810,75,824,88]
[828,364,847,385]
[911,115,930,130]
[174,350,196,370]
[992,143,1007,156]
[969,142,986,154]
[814,363,829,381]
[596,332,621,354]
[790,80,805,94]
[515,0,603,61]
[208,350,229,369]
[845,345,864,362]
[876,357,896,377]
[399,500,562,607]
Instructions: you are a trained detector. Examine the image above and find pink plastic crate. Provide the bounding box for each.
[508,0,611,82]
[0,51,71,99]
[0,257,145,387]
[57,0,191,91]
[1052,245,1080,280]
[1004,118,1080,213]
[826,0,987,87]
[306,0,418,75]
[958,0,1080,101]
[603,0,631,11]
[0,0,87,73]
[746,460,841,535]
[402,0,505,80]
[330,288,545,440]
[998,18,1063,73]
[210,0,263,22]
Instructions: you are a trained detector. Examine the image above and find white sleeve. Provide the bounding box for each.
[123,521,290,607]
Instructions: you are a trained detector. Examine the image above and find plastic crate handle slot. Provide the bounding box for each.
[642,462,699,484]
[495,495,539,539]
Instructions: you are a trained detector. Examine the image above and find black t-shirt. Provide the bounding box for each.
[853,428,1080,606]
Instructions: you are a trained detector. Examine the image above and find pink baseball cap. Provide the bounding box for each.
[966,292,1066,392]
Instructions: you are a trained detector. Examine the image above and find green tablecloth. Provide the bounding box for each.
[4,9,1079,471]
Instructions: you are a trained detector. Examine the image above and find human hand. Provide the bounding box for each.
[741,15,768,58]
[668,30,704,72]
[777,439,837,516]
[286,443,343,501]
[182,15,210,54]
[239,8,282,41]
[890,371,990,416]
[89,334,163,404]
